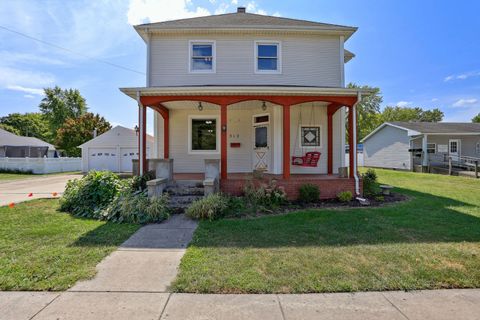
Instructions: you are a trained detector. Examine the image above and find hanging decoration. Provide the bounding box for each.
[291,102,321,167]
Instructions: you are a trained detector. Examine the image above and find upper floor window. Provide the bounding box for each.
[189,41,216,73]
[255,41,281,74]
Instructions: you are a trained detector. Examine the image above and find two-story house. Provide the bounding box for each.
[121,7,367,199]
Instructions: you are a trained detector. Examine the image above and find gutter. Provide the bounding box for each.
[353,91,361,195]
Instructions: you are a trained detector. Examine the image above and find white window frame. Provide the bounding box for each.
[252,113,270,126]
[188,115,220,154]
[299,125,322,148]
[189,40,216,73]
[426,143,436,154]
[254,40,282,74]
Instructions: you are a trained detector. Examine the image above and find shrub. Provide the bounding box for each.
[298,184,320,203]
[362,168,378,197]
[186,193,230,220]
[130,170,155,192]
[337,191,353,202]
[100,190,170,224]
[0,168,33,174]
[243,179,286,210]
[60,171,125,218]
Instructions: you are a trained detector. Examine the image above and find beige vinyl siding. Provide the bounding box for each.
[363,125,411,170]
[290,102,328,174]
[166,101,277,173]
[150,34,341,87]
[159,101,342,174]
[421,135,480,158]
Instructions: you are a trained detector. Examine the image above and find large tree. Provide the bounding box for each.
[473,113,480,123]
[39,86,88,137]
[0,112,51,142]
[55,113,111,156]
[347,83,383,141]
[381,106,443,123]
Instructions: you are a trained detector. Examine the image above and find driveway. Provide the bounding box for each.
[0,174,83,206]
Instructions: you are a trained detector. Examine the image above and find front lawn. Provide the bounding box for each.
[0,199,139,290]
[172,169,480,293]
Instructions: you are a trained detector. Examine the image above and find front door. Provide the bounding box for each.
[449,139,461,161]
[253,124,270,171]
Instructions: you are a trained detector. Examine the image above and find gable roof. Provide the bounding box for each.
[0,128,55,149]
[135,11,357,40]
[79,125,154,148]
[389,122,480,134]
[362,122,480,142]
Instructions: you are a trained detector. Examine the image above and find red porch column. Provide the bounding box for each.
[155,105,170,159]
[327,105,335,175]
[283,104,291,179]
[138,104,147,175]
[220,104,228,180]
[348,105,355,178]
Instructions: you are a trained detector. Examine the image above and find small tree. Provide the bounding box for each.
[473,113,480,123]
[56,113,111,156]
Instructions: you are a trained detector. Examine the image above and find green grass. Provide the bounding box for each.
[0,171,81,182]
[0,199,139,290]
[172,169,480,293]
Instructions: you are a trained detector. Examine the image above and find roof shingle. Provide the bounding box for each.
[390,122,480,134]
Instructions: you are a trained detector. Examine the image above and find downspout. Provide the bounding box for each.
[353,91,361,195]
[136,90,144,175]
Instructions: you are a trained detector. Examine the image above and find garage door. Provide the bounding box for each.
[88,148,119,172]
[120,148,150,172]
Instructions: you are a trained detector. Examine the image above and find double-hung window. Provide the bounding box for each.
[190,41,215,72]
[255,41,281,73]
[188,116,219,154]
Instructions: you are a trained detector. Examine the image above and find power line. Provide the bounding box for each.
[0,25,145,75]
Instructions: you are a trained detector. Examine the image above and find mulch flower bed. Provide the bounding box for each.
[227,192,409,219]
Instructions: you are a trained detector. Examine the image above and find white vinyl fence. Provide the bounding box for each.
[345,152,365,167]
[0,157,81,174]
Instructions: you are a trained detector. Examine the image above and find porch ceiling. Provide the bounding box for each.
[120,86,369,100]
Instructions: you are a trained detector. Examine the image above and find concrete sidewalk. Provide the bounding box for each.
[1,289,479,320]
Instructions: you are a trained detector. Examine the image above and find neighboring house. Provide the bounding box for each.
[79,126,153,173]
[120,7,369,199]
[0,128,57,158]
[362,122,480,170]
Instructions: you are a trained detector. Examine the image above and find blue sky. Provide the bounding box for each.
[1,0,479,134]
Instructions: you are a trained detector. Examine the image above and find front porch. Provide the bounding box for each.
[122,86,364,199]
[172,172,355,200]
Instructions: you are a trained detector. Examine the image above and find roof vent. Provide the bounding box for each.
[237,7,246,13]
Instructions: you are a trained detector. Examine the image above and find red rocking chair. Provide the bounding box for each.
[291,151,321,167]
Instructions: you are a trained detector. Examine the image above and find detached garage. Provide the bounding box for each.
[80,126,153,173]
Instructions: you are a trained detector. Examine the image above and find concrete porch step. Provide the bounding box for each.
[166,186,204,196]
[167,180,204,188]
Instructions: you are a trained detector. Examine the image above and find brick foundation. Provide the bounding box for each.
[221,175,361,200]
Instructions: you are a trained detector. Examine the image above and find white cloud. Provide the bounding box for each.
[24,94,35,99]
[431,98,439,102]
[0,51,65,66]
[231,0,238,4]
[214,2,230,14]
[453,98,478,107]
[0,66,55,88]
[6,85,44,96]
[444,71,480,82]
[396,101,412,107]
[127,0,210,25]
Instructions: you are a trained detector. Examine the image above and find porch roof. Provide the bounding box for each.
[119,86,369,100]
